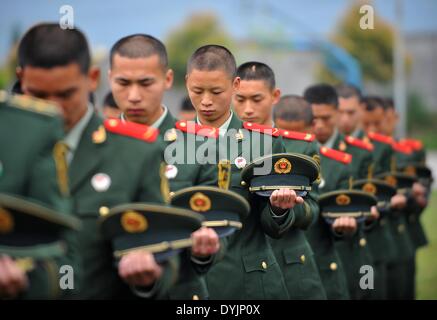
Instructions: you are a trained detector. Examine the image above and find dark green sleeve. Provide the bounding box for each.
[22,117,81,299]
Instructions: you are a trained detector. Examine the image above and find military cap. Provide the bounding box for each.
[0,193,81,259]
[170,186,250,238]
[99,203,203,263]
[240,153,320,198]
[398,163,433,187]
[376,172,418,193]
[319,190,377,223]
[352,179,396,215]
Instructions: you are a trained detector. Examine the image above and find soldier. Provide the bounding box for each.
[108,34,220,300]
[274,94,353,299]
[361,96,415,299]
[0,92,78,299]
[381,98,429,299]
[233,62,326,299]
[304,84,379,300]
[16,23,178,299]
[186,45,309,299]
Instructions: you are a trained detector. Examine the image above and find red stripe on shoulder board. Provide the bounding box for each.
[320,146,352,164]
[367,132,394,145]
[104,119,158,143]
[280,129,315,142]
[345,136,374,151]
[243,122,280,136]
[399,138,423,151]
[392,141,413,154]
[175,120,218,138]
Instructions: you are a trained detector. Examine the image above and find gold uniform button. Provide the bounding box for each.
[398,224,406,233]
[192,295,199,300]
[300,255,306,263]
[359,238,367,247]
[330,262,338,271]
[99,206,109,216]
[240,181,246,186]
[261,261,268,270]
[169,192,175,197]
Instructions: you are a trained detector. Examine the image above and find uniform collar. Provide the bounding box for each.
[64,103,94,156]
[320,128,339,149]
[196,111,233,137]
[120,105,168,128]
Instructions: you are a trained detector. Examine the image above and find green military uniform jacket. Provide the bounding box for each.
[206,115,300,299]
[69,113,177,299]
[157,110,220,300]
[273,135,327,299]
[0,94,78,299]
[333,134,380,300]
[309,147,351,300]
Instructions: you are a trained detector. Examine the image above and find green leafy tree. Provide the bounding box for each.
[319,1,404,84]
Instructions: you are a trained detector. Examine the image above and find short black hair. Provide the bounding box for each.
[187,45,236,78]
[335,83,362,100]
[180,96,194,112]
[103,92,118,109]
[273,94,313,126]
[236,61,275,90]
[361,96,387,111]
[303,84,338,108]
[384,97,395,110]
[110,34,168,70]
[18,23,90,74]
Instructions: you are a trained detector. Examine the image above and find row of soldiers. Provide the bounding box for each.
[0,22,432,300]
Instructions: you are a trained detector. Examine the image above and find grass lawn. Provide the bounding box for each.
[416,190,437,299]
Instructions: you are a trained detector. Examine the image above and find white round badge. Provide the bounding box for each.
[165,165,178,179]
[234,157,247,169]
[91,173,111,192]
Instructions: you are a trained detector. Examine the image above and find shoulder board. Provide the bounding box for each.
[399,138,423,151]
[243,122,280,136]
[280,129,315,142]
[367,132,394,145]
[345,136,374,151]
[104,119,158,143]
[175,120,218,139]
[392,141,413,154]
[2,92,60,117]
[320,146,352,164]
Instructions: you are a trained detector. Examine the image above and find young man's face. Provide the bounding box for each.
[362,107,386,134]
[275,119,309,133]
[186,69,240,127]
[109,54,173,125]
[311,104,338,144]
[18,63,99,131]
[233,80,280,126]
[384,108,398,136]
[338,96,362,135]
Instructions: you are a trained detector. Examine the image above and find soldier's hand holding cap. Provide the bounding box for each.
[390,194,407,210]
[0,256,29,299]
[118,250,163,287]
[270,188,304,211]
[332,217,357,236]
[191,226,220,258]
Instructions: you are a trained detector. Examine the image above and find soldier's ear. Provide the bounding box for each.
[272,88,281,105]
[165,69,174,90]
[88,67,100,92]
[233,77,241,91]
[16,67,23,81]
